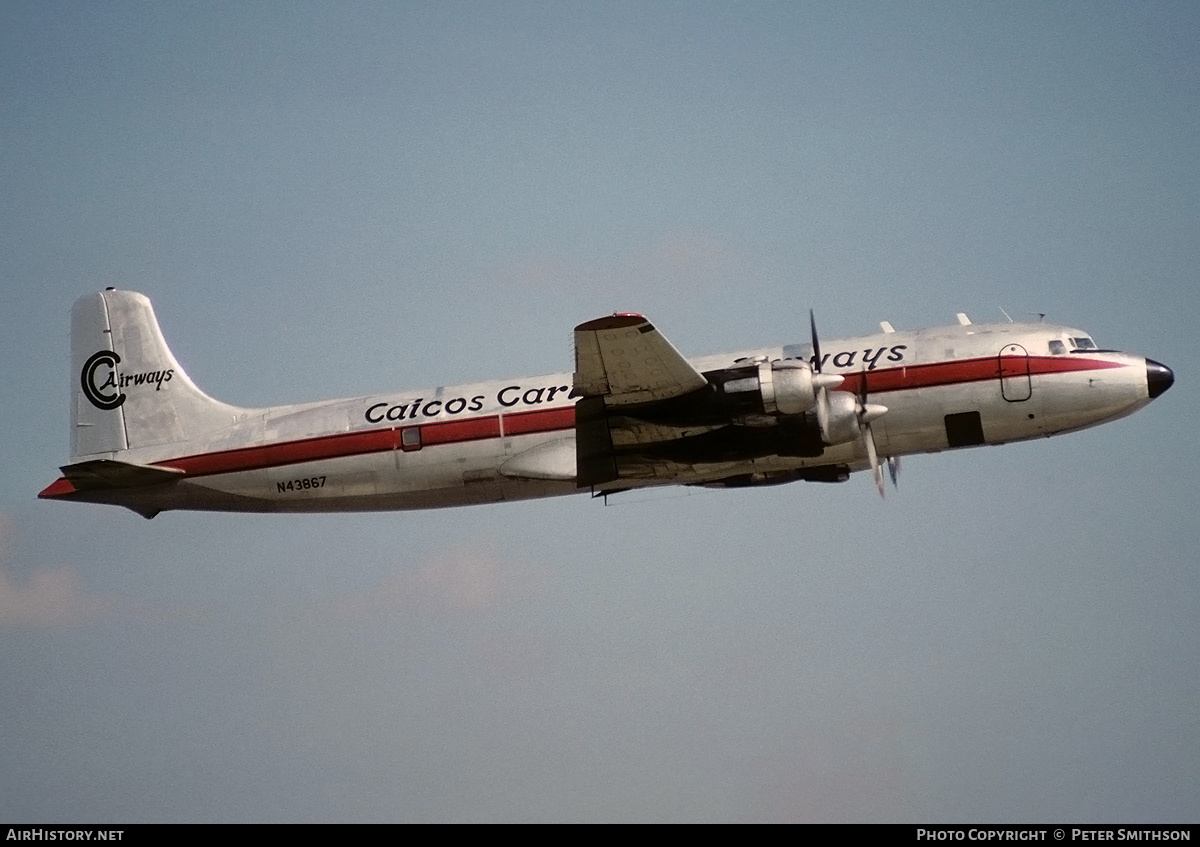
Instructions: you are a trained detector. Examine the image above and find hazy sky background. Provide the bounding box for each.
[2,1,1196,822]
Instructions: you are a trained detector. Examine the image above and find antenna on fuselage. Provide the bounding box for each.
[999,307,1014,323]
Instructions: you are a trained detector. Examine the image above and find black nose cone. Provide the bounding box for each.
[1147,359,1174,399]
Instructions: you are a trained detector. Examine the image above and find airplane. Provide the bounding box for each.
[39,288,1173,518]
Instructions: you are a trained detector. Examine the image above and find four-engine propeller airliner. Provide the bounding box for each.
[40,288,1173,518]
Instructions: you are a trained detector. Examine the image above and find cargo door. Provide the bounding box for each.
[999,343,1032,402]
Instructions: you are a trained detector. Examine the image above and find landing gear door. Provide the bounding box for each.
[999,343,1032,402]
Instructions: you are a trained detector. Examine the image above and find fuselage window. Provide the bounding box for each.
[400,427,422,451]
[1048,340,1066,355]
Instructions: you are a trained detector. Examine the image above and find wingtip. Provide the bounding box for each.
[574,314,648,333]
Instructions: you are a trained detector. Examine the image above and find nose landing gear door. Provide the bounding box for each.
[999,343,1031,402]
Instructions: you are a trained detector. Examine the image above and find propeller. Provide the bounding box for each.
[810,309,889,497]
[809,310,843,438]
[855,367,888,498]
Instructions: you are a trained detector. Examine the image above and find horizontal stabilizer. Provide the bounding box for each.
[58,459,186,491]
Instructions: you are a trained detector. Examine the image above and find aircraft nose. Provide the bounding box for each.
[1146,359,1174,399]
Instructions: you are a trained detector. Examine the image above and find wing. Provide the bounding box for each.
[573,314,722,488]
[570,314,842,491]
[572,314,708,407]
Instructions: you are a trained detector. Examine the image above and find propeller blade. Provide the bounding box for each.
[810,309,832,441]
[816,387,830,442]
[864,423,885,498]
[887,455,901,488]
[809,309,822,372]
[856,365,886,497]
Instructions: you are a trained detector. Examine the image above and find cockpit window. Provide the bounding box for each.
[1048,340,1066,355]
[1069,336,1097,350]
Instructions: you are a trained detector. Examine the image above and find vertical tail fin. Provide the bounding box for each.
[71,289,245,460]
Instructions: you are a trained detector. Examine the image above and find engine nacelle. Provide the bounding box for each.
[821,391,863,446]
[816,391,887,447]
[759,361,818,415]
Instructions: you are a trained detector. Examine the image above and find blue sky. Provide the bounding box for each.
[2,1,1197,822]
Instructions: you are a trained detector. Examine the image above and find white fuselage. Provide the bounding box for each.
[48,319,1160,516]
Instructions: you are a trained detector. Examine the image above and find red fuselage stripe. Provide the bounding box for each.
[157,409,554,478]
[841,354,1124,395]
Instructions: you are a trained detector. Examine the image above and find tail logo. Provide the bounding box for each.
[81,350,125,410]
[80,350,175,409]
